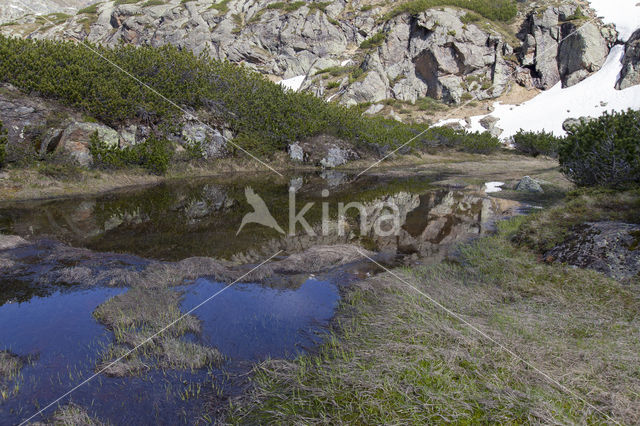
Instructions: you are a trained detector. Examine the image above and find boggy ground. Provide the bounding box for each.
[0,234,380,379]
[228,190,640,424]
[0,150,563,203]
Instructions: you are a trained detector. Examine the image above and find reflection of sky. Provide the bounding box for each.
[180,278,340,360]
[0,278,339,424]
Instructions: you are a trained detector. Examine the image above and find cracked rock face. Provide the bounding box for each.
[517,5,613,90]
[617,29,640,90]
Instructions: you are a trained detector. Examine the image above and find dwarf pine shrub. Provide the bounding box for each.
[513,130,562,158]
[89,132,173,174]
[559,109,640,188]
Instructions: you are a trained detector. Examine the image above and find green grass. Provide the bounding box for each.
[359,31,387,49]
[228,194,640,423]
[142,0,166,6]
[209,0,231,12]
[515,188,640,252]
[383,0,518,22]
[266,1,306,12]
[77,3,101,15]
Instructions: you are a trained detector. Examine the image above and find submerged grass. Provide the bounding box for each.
[228,193,640,424]
[0,350,23,400]
[94,287,223,377]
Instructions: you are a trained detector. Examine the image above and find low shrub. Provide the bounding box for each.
[513,130,562,158]
[458,131,502,154]
[89,132,173,174]
[383,0,517,22]
[359,31,387,49]
[559,109,640,188]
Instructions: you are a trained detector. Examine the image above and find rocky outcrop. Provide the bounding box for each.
[0,0,625,116]
[57,122,119,166]
[180,120,228,159]
[0,0,98,25]
[0,84,232,166]
[3,1,534,107]
[545,222,640,281]
[340,9,514,105]
[517,5,613,89]
[616,29,640,90]
[558,22,609,87]
[288,134,359,168]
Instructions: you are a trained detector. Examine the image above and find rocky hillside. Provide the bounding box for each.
[1,0,630,113]
[0,0,99,25]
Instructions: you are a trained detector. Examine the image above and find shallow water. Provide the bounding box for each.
[0,171,513,424]
[0,172,437,261]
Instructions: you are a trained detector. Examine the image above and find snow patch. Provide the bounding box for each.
[279,75,306,92]
[588,0,640,41]
[484,182,505,193]
[440,45,640,139]
[341,59,353,67]
[436,0,640,140]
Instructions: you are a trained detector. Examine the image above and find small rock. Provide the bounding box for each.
[287,142,305,162]
[363,104,384,116]
[515,176,543,193]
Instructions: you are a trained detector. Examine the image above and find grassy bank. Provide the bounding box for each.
[228,190,640,424]
[0,150,563,203]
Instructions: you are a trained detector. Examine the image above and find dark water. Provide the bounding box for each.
[0,172,436,261]
[0,171,510,424]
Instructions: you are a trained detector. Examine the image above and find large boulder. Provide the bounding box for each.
[558,22,608,87]
[56,122,119,166]
[545,222,640,281]
[519,7,562,90]
[518,5,609,90]
[616,29,640,90]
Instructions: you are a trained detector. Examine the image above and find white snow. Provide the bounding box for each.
[278,75,306,92]
[341,59,353,67]
[449,46,640,139]
[588,0,640,41]
[437,0,640,140]
[484,182,505,193]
